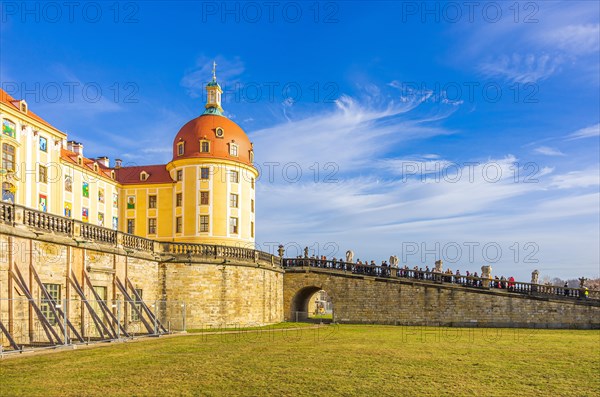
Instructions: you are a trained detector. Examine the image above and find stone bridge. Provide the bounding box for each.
[282,259,600,329]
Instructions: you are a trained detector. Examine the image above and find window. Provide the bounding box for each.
[113,193,118,208]
[251,221,254,238]
[251,178,255,189]
[131,289,143,321]
[98,188,105,203]
[200,140,210,153]
[176,193,182,207]
[215,127,224,138]
[93,163,98,172]
[2,119,16,138]
[82,182,89,198]
[98,212,104,227]
[112,217,118,230]
[200,167,210,180]
[148,218,157,234]
[82,208,89,222]
[127,219,135,234]
[127,196,135,209]
[200,191,209,205]
[40,283,61,325]
[2,182,15,203]
[39,136,47,152]
[230,193,238,208]
[200,215,209,232]
[64,202,72,218]
[177,142,185,156]
[230,143,238,156]
[249,150,254,163]
[230,170,239,183]
[251,199,254,213]
[64,175,73,192]
[38,165,47,183]
[229,217,238,234]
[2,143,15,171]
[39,194,47,212]
[140,171,148,181]
[148,195,157,209]
[176,170,183,181]
[176,216,182,233]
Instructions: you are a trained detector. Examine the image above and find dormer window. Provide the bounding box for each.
[200,140,210,153]
[77,156,82,165]
[20,101,28,114]
[215,127,224,138]
[93,163,98,172]
[229,143,238,157]
[177,141,185,156]
[249,150,254,163]
[140,171,149,181]
[111,170,115,180]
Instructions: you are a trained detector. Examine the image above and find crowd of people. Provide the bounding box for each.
[285,255,589,299]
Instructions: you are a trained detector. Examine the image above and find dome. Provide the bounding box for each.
[172,114,254,167]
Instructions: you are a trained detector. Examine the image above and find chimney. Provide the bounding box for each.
[115,159,122,169]
[97,156,109,167]
[67,140,84,156]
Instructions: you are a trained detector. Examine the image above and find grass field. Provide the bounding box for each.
[1,324,598,397]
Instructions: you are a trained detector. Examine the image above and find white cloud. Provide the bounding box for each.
[533,146,565,156]
[479,53,563,83]
[566,123,600,140]
[181,55,245,98]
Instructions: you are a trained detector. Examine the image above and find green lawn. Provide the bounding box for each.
[1,324,598,397]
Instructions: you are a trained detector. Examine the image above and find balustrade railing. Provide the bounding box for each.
[79,222,117,245]
[122,233,155,252]
[23,207,73,235]
[282,258,598,301]
[0,201,14,224]
[164,242,280,265]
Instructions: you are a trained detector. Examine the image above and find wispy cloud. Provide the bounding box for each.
[533,146,565,156]
[566,123,600,140]
[180,55,245,99]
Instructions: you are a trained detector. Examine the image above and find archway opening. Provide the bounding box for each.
[290,286,334,323]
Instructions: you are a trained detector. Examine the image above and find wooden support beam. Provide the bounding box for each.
[10,263,61,345]
[114,276,154,334]
[126,277,167,334]
[82,271,129,338]
[68,270,116,340]
[30,263,84,343]
[0,319,19,351]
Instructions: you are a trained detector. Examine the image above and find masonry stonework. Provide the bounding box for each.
[284,269,600,329]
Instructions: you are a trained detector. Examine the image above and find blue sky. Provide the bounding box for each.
[1,1,598,280]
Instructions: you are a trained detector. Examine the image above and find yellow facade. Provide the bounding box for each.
[0,72,258,248]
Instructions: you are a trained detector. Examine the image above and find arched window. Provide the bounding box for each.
[177,141,185,156]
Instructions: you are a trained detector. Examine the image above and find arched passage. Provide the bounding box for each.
[289,286,334,322]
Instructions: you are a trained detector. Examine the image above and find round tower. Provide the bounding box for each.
[167,63,258,246]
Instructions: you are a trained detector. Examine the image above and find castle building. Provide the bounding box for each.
[0,65,257,247]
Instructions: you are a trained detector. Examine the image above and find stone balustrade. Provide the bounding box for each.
[164,242,280,266]
[283,258,599,301]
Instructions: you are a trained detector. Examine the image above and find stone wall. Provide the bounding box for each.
[162,260,284,328]
[284,269,600,329]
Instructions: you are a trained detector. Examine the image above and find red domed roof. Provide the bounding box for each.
[172,114,254,166]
